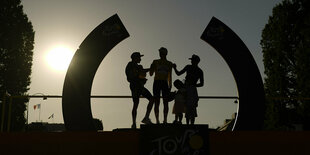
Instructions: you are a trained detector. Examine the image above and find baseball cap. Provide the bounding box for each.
[189,54,200,62]
[131,52,144,59]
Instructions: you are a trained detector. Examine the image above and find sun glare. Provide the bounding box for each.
[45,46,74,72]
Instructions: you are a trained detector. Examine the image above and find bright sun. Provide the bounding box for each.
[45,46,74,72]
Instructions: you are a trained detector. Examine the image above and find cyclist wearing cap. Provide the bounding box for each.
[125,52,154,128]
[173,54,204,125]
[149,47,174,124]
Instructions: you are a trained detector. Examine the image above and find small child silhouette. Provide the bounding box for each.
[172,79,186,124]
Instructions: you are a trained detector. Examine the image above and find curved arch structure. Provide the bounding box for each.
[62,14,129,131]
[201,17,265,130]
[62,15,264,131]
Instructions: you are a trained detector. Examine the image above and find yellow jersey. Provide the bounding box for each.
[150,59,173,81]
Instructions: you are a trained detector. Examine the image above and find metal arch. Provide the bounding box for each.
[201,17,265,130]
[62,14,264,131]
[62,14,129,131]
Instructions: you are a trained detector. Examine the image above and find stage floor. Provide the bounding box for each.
[0,130,309,155]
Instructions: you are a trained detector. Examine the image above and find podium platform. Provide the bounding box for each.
[0,125,310,155]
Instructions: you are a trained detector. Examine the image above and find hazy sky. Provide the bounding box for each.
[21,0,281,130]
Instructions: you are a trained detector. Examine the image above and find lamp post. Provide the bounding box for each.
[27,93,47,124]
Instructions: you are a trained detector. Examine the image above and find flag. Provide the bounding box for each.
[48,113,54,119]
[33,104,41,110]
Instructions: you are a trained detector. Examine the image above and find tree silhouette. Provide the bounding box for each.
[0,0,34,131]
[262,0,310,130]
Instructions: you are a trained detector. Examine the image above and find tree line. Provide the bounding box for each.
[0,0,34,131]
[262,0,310,130]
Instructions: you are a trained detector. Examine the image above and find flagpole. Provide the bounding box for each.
[34,104,37,122]
[39,105,41,122]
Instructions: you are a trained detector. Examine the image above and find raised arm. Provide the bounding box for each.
[173,64,187,76]
[142,68,150,72]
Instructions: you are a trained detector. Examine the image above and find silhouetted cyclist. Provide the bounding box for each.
[125,52,154,128]
[173,54,204,125]
[150,47,174,124]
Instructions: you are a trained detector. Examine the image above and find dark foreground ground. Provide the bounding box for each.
[0,130,309,155]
